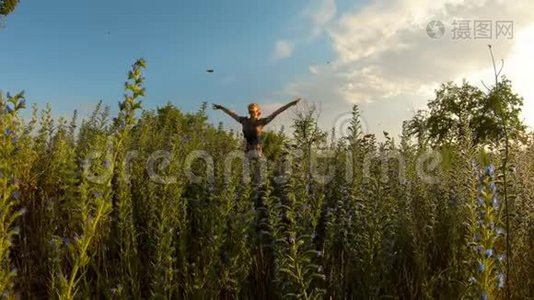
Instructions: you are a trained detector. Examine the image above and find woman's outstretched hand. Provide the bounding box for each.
[291,98,301,105]
[212,103,223,110]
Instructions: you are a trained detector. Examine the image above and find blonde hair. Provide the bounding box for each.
[248,103,260,111]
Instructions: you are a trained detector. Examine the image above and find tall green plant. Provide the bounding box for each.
[0,92,26,297]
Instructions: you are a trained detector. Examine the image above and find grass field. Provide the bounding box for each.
[1,59,533,299]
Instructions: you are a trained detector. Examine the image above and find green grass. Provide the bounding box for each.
[1,59,533,299]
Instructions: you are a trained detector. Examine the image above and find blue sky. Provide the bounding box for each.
[1,0,339,123]
[1,0,533,136]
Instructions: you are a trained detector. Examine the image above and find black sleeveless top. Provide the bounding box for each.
[239,117,269,146]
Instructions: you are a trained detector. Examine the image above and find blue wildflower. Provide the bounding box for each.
[480,292,488,300]
[491,194,499,208]
[489,182,497,193]
[497,273,505,289]
[478,262,485,272]
[11,190,21,200]
[485,248,493,257]
[103,159,111,168]
[5,105,13,113]
[486,165,495,177]
[4,128,12,136]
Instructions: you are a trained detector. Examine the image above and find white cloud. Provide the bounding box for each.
[306,0,337,37]
[508,25,534,130]
[281,0,534,136]
[273,40,294,60]
[270,0,336,65]
[309,65,320,75]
